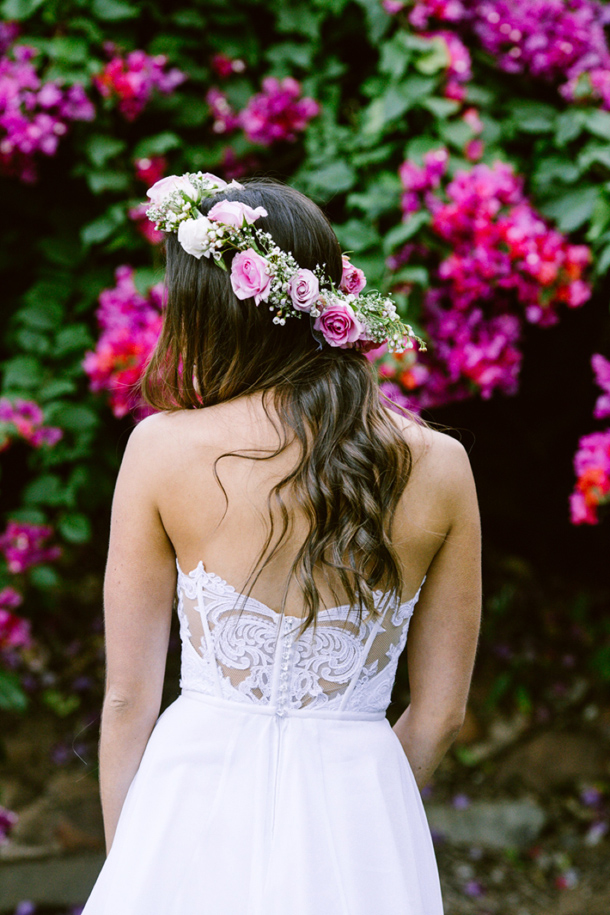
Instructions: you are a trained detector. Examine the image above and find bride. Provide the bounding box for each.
[82,173,481,914]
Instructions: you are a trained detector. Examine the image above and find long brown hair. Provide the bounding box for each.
[141,178,428,633]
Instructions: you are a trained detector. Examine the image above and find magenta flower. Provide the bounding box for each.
[134,155,166,186]
[0,397,62,451]
[570,430,610,524]
[84,266,164,418]
[0,520,61,573]
[211,53,245,78]
[592,354,610,419]
[239,77,319,146]
[0,806,18,844]
[206,87,240,134]
[0,39,94,182]
[0,607,31,650]
[94,49,186,121]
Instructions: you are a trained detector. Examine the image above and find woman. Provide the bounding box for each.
[81,174,481,914]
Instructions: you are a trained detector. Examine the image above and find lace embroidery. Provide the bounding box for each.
[176,560,425,716]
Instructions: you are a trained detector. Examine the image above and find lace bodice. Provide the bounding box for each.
[175,559,425,719]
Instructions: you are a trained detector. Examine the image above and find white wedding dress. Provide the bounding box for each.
[81,557,444,914]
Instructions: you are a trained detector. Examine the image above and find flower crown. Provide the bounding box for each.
[145,171,426,353]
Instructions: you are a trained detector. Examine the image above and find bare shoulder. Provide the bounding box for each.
[383,408,477,511]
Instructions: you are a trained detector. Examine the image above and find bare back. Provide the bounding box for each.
[145,392,457,617]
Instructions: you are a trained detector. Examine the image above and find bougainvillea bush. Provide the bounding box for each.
[1,0,610,842]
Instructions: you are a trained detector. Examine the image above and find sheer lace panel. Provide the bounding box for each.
[176,560,426,715]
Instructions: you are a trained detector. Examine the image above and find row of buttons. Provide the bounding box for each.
[276,617,295,717]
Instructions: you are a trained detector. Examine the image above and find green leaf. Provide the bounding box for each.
[58,512,91,544]
[585,109,610,141]
[87,171,131,195]
[363,78,435,136]
[507,101,556,133]
[383,212,431,254]
[415,37,450,75]
[42,689,81,716]
[30,565,60,589]
[54,325,93,356]
[0,671,28,712]
[532,156,581,192]
[85,135,127,168]
[334,220,380,253]
[2,355,44,389]
[133,132,182,159]
[438,118,475,150]
[593,242,610,278]
[353,0,392,43]
[276,4,323,39]
[379,34,414,79]
[38,379,78,401]
[555,110,587,147]
[0,0,44,19]
[91,0,137,20]
[18,301,64,331]
[51,404,99,433]
[47,36,89,64]
[38,236,83,268]
[405,135,446,162]
[15,329,50,356]
[391,266,429,286]
[81,205,126,246]
[347,173,402,219]
[133,267,165,295]
[578,143,610,173]
[296,160,357,197]
[266,42,314,70]
[538,185,600,233]
[421,96,461,118]
[23,474,69,508]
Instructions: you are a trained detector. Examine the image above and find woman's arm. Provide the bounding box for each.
[393,434,482,790]
[99,415,177,854]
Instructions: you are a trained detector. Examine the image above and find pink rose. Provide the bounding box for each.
[230,249,272,305]
[208,200,268,228]
[146,174,198,206]
[288,269,319,312]
[313,298,364,348]
[339,255,366,296]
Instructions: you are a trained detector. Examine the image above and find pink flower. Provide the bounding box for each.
[94,49,186,121]
[208,200,267,227]
[230,249,272,305]
[146,174,198,206]
[0,607,31,650]
[339,255,366,295]
[313,298,364,348]
[288,269,320,312]
[0,806,18,844]
[239,77,319,146]
[134,155,166,186]
[0,521,61,573]
[592,353,610,419]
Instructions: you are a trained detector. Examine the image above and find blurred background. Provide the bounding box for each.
[0,0,609,913]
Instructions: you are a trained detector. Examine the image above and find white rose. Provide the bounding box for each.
[177,216,214,259]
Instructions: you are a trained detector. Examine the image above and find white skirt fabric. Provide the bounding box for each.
[81,689,444,914]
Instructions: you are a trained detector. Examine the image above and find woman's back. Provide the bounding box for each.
[142,392,456,618]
